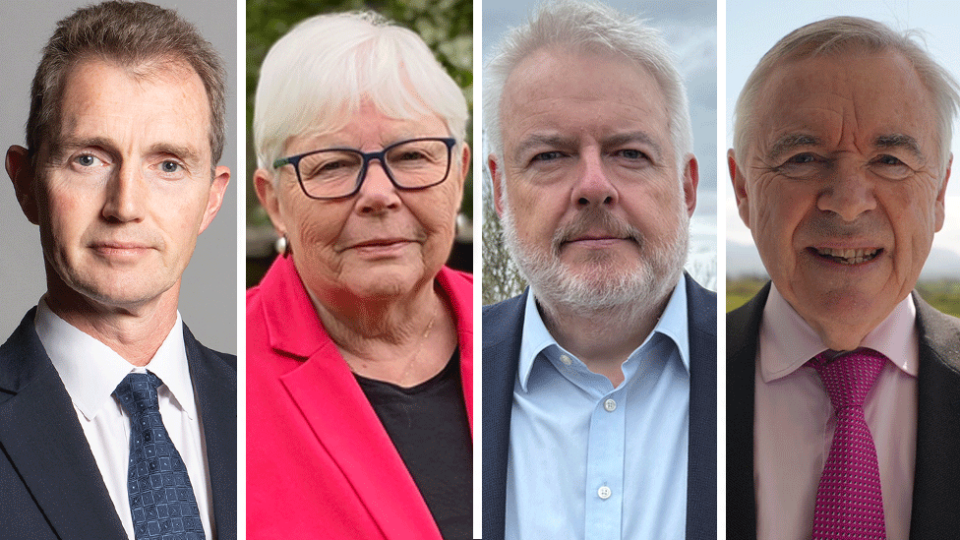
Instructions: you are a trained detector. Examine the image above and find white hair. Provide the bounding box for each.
[254,11,468,173]
[732,16,960,177]
[483,0,693,175]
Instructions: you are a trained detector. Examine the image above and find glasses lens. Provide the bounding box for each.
[298,150,363,198]
[385,139,451,189]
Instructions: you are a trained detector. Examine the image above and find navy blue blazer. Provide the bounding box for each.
[482,273,718,539]
[0,308,237,540]
[726,284,960,540]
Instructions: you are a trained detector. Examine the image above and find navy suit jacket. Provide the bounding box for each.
[726,284,960,539]
[0,308,237,540]
[482,274,718,539]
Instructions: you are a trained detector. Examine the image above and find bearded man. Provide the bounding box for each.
[480,1,717,539]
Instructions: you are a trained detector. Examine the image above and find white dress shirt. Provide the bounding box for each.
[35,298,215,540]
[755,285,917,540]
[505,279,690,540]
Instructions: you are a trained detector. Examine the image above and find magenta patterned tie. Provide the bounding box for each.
[809,348,886,540]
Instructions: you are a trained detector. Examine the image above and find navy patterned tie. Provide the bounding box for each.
[114,372,206,540]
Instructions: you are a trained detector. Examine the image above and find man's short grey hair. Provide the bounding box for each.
[732,16,960,176]
[254,11,468,174]
[483,0,693,175]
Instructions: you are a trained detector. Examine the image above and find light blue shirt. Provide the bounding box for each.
[504,280,690,540]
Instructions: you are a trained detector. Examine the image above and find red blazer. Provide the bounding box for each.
[246,255,473,539]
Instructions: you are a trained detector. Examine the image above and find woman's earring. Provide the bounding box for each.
[275,235,292,257]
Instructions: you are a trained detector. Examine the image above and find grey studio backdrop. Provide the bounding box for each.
[0,0,238,354]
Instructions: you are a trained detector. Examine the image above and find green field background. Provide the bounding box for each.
[727,278,960,317]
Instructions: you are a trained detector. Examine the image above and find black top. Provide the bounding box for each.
[355,349,472,540]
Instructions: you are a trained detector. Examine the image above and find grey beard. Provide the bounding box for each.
[499,195,689,317]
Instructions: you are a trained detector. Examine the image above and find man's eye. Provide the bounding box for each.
[786,153,817,164]
[532,151,564,162]
[75,155,102,167]
[160,161,182,173]
[876,155,903,166]
[616,149,646,160]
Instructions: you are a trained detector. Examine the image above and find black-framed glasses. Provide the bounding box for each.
[273,137,457,200]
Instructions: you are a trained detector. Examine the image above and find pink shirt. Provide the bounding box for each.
[755,285,918,540]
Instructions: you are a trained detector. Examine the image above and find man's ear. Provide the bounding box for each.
[934,153,951,232]
[198,165,231,234]
[728,148,751,229]
[489,154,505,218]
[6,145,40,225]
[682,154,699,217]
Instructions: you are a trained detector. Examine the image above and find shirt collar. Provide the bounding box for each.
[35,297,196,420]
[517,277,690,391]
[759,284,918,382]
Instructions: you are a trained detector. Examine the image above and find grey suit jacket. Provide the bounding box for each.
[0,308,237,540]
[726,284,960,539]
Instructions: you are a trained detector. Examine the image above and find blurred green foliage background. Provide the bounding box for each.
[246,0,474,229]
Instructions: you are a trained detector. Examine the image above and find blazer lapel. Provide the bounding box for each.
[184,326,237,540]
[280,339,442,540]
[0,312,126,540]
[480,291,526,540]
[725,283,769,540]
[684,275,718,540]
[909,297,960,538]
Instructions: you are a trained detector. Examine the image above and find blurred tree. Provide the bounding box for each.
[246,0,473,228]
[481,155,526,305]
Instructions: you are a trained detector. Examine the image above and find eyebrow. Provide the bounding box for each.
[513,131,664,161]
[874,133,924,161]
[603,131,663,160]
[513,134,575,161]
[767,133,822,162]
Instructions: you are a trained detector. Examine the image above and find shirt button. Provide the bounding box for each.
[598,486,612,500]
[559,354,572,365]
[603,398,617,412]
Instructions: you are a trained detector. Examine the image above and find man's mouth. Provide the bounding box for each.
[811,247,882,265]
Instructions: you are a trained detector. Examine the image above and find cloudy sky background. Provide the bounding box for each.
[481,0,719,288]
[725,0,960,278]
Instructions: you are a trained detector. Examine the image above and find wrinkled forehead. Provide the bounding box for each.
[754,49,938,155]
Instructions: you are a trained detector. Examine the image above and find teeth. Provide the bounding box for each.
[815,247,880,265]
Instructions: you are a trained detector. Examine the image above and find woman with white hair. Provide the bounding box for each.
[246,12,472,539]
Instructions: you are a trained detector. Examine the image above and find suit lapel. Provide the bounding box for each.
[684,275,718,540]
[184,326,237,540]
[480,291,526,540]
[909,297,960,538]
[0,311,126,540]
[725,283,769,540]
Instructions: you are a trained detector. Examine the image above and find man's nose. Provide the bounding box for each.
[102,162,146,222]
[571,150,617,208]
[817,159,877,221]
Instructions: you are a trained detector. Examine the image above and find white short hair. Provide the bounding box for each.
[483,0,693,174]
[733,16,960,177]
[254,11,468,172]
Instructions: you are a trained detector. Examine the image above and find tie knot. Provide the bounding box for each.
[113,372,163,416]
[810,348,886,410]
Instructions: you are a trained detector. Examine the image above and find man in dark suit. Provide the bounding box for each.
[481,2,717,538]
[0,2,236,539]
[727,16,960,540]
